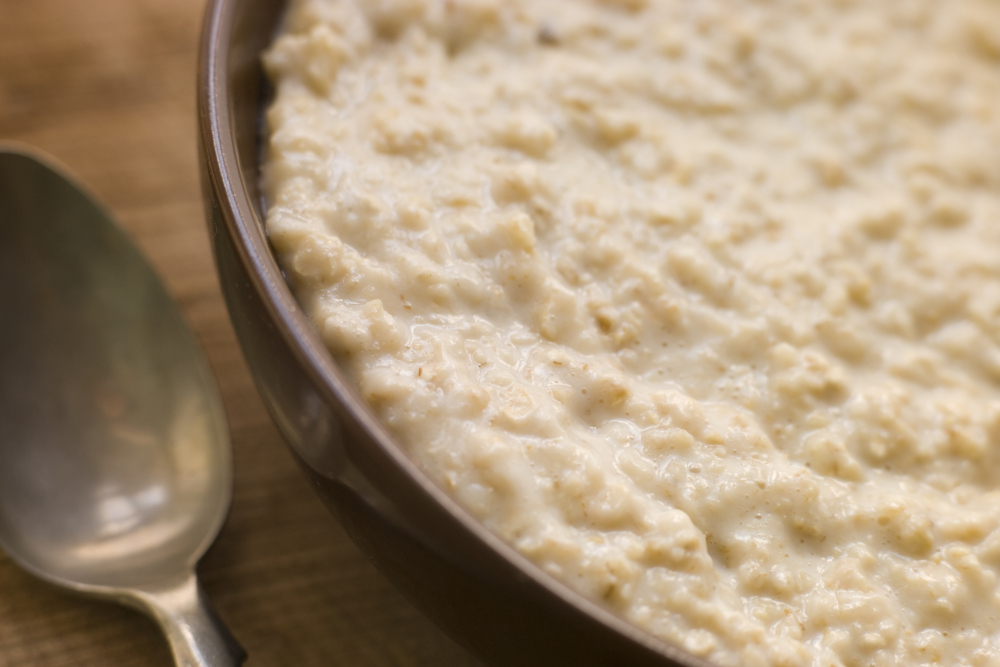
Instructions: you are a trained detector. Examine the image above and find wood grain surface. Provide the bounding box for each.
[0,2,483,665]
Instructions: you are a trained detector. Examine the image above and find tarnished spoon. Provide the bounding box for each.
[0,145,245,667]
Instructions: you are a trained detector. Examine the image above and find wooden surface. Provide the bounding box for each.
[0,2,483,665]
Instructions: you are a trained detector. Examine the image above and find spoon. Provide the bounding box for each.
[0,145,245,667]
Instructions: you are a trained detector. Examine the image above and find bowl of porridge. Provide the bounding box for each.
[199,0,1000,665]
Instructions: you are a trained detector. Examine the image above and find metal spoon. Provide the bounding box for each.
[0,145,245,667]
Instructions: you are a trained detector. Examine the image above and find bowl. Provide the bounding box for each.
[197,1,708,665]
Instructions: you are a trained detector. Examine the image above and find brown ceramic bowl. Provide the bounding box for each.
[197,2,708,665]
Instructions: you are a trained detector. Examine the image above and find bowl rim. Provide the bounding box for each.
[197,1,710,665]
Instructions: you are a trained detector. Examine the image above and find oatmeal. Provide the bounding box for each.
[262,1,1000,664]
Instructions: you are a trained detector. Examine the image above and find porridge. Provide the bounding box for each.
[261,0,1000,665]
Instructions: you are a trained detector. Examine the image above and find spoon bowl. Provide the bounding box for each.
[0,145,244,667]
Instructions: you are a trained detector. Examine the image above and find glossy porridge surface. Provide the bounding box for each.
[263,1,1000,664]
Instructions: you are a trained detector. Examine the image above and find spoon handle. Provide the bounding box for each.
[131,572,246,667]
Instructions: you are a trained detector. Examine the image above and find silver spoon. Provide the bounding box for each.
[0,145,245,667]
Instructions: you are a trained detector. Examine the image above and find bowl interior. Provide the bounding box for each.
[200,2,709,665]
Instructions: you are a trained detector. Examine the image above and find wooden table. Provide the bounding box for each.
[0,2,482,665]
